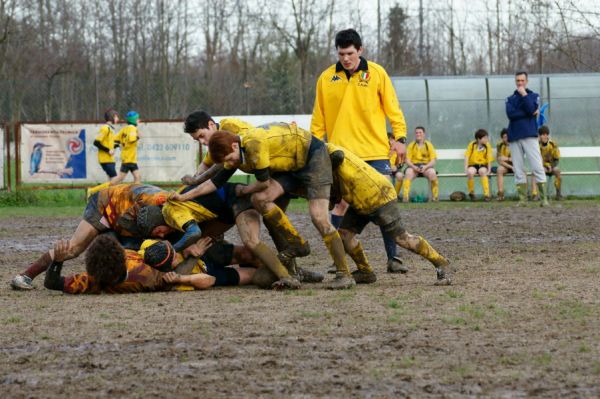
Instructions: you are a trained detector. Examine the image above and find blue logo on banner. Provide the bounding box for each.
[61,129,87,178]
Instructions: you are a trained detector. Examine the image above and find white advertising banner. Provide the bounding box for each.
[0,126,5,189]
[19,122,198,184]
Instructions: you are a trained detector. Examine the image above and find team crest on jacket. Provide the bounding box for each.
[331,75,342,82]
[358,71,370,87]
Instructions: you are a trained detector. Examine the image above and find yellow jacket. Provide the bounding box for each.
[407,140,437,164]
[540,140,560,167]
[311,58,407,161]
[203,118,254,167]
[117,125,139,164]
[95,124,116,163]
[465,141,494,166]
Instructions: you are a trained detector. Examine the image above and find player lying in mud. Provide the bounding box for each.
[44,235,257,294]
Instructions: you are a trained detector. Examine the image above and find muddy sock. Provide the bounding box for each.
[380,226,397,261]
[251,242,290,279]
[348,242,373,273]
[414,236,448,268]
[467,178,474,194]
[431,180,439,200]
[394,180,402,195]
[22,252,53,279]
[402,179,412,201]
[331,214,344,230]
[262,206,307,250]
[481,175,490,197]
[554,176,561,191]
[323,230,350,275]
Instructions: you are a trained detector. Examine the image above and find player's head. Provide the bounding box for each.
[126,111,140,126]
[475,129,489,144]
[85,235,127,288]
[104,108,119,124]
[414,126,426,141]
[500,128,508,143]
[538,125,550,143]
[140,240,177,272]
[208,130,242,167]
[335,29,363,71]
[184,111,217,145]
[515,71,528,88]
[137,205,173,238]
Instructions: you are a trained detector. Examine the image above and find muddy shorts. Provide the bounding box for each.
[219,183,254,218]
[340,200,405,238]
[272,136,332,200]
[82,193,110,233]
[100,162,117,178]
[120,163,139,173]
[203,241,240,286]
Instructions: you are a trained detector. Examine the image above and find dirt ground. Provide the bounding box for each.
[1,201,600,398]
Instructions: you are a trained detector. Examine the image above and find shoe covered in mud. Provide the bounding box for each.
[496,191,504,201]
[468,193,476,201]
[327,272,356,289]
[10,275,35,290]
[351,269,377,284]
[434,265,453,286]
[326,263,337,274]
[387,256,408,274]
[294,267,325,283]
[277,242,311,264]
[484,196,492,202]
[271,277,302,290]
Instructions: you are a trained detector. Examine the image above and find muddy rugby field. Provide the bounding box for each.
[1,201,599,398]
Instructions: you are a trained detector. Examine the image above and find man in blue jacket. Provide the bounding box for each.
[505,71,549,206]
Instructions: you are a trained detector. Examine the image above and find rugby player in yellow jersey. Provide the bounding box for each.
[10,184,175,290]
[494,128,513,201]
[402,126,439,203]
[531,125,562,200]
[44,235,257,294]
[206,124,355,289]
[112,111,142,184]
[253,143,453,287]
[86,109,120,198]
[180,111,254,185]
[464,129,494,201]
[311,28,408,274]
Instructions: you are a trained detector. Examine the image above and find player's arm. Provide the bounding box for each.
[236,170,270,196]
[381,70,407,142]
[310,75,327,140]
[163,271,216,290]
[171,167,234,202]
[182,163,224,186]
[44,240,69,291]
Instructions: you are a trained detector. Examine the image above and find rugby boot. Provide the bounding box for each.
[173,222,203,252]
[294,267,325,283]
[468,192,476,201]
[387,256,409,274]
[434,266,453,286]
[537,182,550,207]
[351,269,377,284]
[10,275,35,290]
[271,276,302,290]
[496,191,505,201]
[516,183,528,206]
[327,272,356,290]
[326,263,337,274]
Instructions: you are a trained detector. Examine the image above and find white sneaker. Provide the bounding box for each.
[10,275,35,290]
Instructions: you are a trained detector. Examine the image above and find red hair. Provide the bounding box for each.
[208,130,240,162]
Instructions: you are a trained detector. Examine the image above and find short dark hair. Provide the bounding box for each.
[475,129,488,140]
[104,108,118,122]
[500,128,508,137]
[515,71,528,79]
[85,235,127,288]
[184,111,214,134]
[538,125,550,135]
[415,126,426,133]
[335,29,362,50]
[208,130,241,162]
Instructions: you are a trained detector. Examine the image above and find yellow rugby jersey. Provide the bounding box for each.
[311,58,407,161]
[496,142,511,160]
[203,118,255,167]
[465,141,494,166]
[327,143,397,215]
[117,125,139,163]
[407,140,437,164]
[228,123,312,174]
[540,140,560,167]
[95,124,116,163]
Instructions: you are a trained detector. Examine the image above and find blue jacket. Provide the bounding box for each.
[505,89,540,142]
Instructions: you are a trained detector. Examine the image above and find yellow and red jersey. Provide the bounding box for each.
[96,184,169,236]
[540,140,560,168]
[95,124,117,164]
[62,250,167,294]
[465,140,494,166]
[327,143,397,215]
[203,118,255,167]
[406,140,437,164]
[117,124,139,163]
[311,58,407,161]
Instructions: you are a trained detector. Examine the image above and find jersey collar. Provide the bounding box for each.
[336,57,368,79]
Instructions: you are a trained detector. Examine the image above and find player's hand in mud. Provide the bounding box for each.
[53,239,71,262]
[162,272,182,284]
[182,237,213,258]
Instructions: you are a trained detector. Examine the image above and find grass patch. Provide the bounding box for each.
[445,289,464,299]
[578,344,591,353]
[534,352,553,366]
[450,363,476,378]
[284,289,315,297]
[388,300,400,309]
[458,303,485,319]
[442,316,467,326]
[298,310,331,319]
[593,361,600,376]
[398,356,417,368]
[4,316,22,324]
[555,299,592,320]
[499,353,525,366]
[228,296,242,303]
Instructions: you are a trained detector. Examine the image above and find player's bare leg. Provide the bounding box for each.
[132,169,142,184]
[553,167,562,200]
